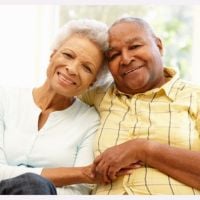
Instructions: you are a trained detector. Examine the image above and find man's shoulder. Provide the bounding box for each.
[178,79,200,92]
[90,80,114,94]
[175,79,200,100]
[80,80,114,106]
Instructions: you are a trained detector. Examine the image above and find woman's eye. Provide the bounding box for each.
[83,65,92,73]
[63,52,73,59]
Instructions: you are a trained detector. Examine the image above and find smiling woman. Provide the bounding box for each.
[47,35,103,98]
[0,18,109,195]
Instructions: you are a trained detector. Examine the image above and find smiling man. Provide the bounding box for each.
[106,18,166,95]
[82,17,200,195]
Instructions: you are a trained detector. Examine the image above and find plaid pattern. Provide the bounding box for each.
[82,67,200,195]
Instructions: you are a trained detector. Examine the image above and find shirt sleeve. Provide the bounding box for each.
[74,109,99,167]
[79,88,97,106]
[0,87,42,181]
[61,107,99,195]
[80,81,113,109]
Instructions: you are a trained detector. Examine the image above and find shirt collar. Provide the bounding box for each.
[160,67,180,101]
[113,67,180,101]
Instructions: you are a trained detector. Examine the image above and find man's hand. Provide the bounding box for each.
[91,139,146,183]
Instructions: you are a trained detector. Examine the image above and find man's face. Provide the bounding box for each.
[107,22,165,95]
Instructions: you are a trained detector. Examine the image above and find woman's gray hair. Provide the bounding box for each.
[50,19,111,87]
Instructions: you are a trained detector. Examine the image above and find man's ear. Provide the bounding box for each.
[155,37,163,56]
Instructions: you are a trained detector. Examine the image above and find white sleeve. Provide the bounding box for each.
[74,110,99,167]
[59,109,99,195]
[0,87,42,181]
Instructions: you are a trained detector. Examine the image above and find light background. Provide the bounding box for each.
[0,0,200,88]
[0,0,200,199]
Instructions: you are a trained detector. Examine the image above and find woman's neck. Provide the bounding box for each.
[32,81,75,112]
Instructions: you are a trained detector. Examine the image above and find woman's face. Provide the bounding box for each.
[47,35,103,97]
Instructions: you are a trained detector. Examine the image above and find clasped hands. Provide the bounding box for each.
[84,139,145,184]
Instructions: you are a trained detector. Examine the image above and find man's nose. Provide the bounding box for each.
[120,49,132,66]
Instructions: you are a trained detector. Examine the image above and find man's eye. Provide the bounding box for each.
[108,53,120,61]
[129,45,141,50]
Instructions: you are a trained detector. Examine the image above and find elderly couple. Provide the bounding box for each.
[1,17,200,195]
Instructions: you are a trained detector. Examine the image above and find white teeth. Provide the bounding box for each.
[58,73,75,85]
[61,75,73,84]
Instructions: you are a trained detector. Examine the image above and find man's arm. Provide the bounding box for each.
[92,139,200,189]
[143,140,200,189]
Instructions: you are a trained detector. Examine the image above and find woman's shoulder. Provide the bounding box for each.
[74,98,99,119]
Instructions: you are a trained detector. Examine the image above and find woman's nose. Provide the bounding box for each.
[65,62,78,75]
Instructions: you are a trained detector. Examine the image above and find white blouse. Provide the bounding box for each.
[0,87,99,194]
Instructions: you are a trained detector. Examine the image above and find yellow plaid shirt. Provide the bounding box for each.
[82,67,200,195]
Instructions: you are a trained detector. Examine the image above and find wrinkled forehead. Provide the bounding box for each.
[108,22,153,47]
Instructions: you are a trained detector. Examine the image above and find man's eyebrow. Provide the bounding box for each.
[125,37,144,44]
[108,37,145,51]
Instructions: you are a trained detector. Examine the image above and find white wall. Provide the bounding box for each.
[0,4,200,87]
[0,5,59,87]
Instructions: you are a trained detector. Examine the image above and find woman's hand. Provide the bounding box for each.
[81,164,96,184]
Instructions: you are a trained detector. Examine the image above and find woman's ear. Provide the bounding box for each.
[89,78,97,87]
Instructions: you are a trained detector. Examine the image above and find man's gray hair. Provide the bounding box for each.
[110,16,156,38]
[51,19,111,87]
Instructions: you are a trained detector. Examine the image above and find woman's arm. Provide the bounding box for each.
[0,87,43,181]
[42,110,100,187]
[41,165,94,187]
